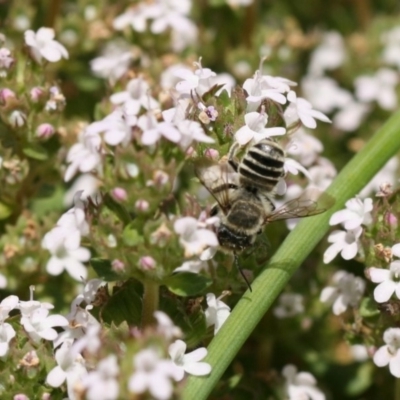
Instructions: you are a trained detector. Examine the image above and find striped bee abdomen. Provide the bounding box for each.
[238,139,285,193]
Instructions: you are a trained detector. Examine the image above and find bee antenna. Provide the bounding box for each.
[234,254,252,292]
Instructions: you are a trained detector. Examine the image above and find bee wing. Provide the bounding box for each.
[194,158,239,213]
[265,187,335,222]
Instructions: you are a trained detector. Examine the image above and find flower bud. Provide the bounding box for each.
[111,187,128,202]
[111,259,125,272]
[139,256,156,270]
[135,199,149,212]
[36,123,55,139]
[8,110,26,128]
[204,148,219,159]
[30,87,44,102]
[0,88,16,105]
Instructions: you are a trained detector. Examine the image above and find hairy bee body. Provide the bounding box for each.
[229,139,285,194]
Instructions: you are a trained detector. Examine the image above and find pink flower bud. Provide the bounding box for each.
[30,87,44,102]
[14,395,29,400]
[36,123,55,139]
[8,110,26,128]
[386,212,398,227]
[204,148,219,159]
[111,187,127,202]
[139,256,156,270]
[135,199,149,212]
[111,259,125,272]
[0,88,16,105]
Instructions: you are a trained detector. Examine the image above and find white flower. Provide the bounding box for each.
[373,328,400,378]
[301,76,352,114]
[320,270,365,315]
[42,226,91,281]
[329,197,373,230]
[174,259,208,274]
[286,91,331,129]
[355,68,398,111]
[234,111,286,146]
[90,40,133,85]
[138,112,181,146]
[175,62,216,96]
[333,99,370,132]
[0,322,16,356]
[308,31,346,76]
[286,128,323,167]
[323,227,362,264]
[24,27,68,63]
[205,292,231,335]
[63,174,99,207]
[46,340,88,400]
[113,4,153,32]
[54,298,100,348]
[382,27,400,69]
[243,69,295,109]
[82,355,119,400]
[169,340,212,380]
[128,348,181,400]
[369,261,400,303]
[154,311,182,340]
[57,191,89,240]
[307,158,337,191]
[0,47,14,70]
[283,364,325,400]
[64,128,102,182]
[273,293,305,318]
[174,217,219,258]
[21,307,68,343]
[110,77,159,115]
[0,295,19,322]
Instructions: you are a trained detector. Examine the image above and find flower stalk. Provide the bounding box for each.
[141,280,160,328]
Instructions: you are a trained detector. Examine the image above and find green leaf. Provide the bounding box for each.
[0,202,12,219]
[103,192,133,226]
[90,258,122,281]
[359,297,380,318]
[345,362,374,396]
[22,144,49,160]
[101,279,143,326]
[165,272,212,296]
[122,223,144,246]
[182,111,400,400]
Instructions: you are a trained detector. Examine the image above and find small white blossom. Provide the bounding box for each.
[42,226,90,281]
[283,364,325,400]
[154,311,182,340]
[21,307,68,343]
[355,68,398,111]
[174,216,219,258]
[173,259,208,274]
[128,348,181,400]
[323,227,362,264]
[46,340,88,400]
[64,174,99,207]
[332,100,370,132]
[286,128,323,167]
[382,27,400,69]
[138,112,181,146]
[235,110,286,146]
[90,40,133,85]
[373,328,400,378]
[273,293,305,318]
[110,77,159,114]
[301,76,352,114]
[320,270,365,315]
[82,355,119,400]
[0,295,19,322]
[329,197,373,230]
[286,90,331,129]
[369,261,400,303]
[24,27,68,63]
[64,128,102,182]
[169,340,212,380]
[205,292,231,335]
[308,31,346,76]
[0,322,16,356]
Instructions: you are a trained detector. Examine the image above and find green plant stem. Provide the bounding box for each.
[182,111,400,400]
[141,280,160,328]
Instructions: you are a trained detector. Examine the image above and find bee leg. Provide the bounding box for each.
[234,254,252,292]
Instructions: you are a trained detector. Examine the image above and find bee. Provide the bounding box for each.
[196,138,334,290]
